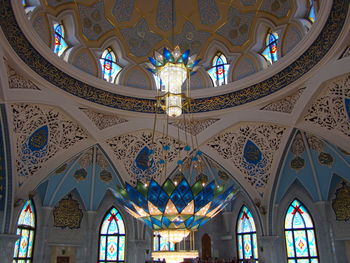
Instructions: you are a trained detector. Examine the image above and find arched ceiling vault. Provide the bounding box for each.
[1,1,350,214]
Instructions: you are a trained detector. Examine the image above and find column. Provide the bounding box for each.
[258,235,283,263]
[0,234,20,263]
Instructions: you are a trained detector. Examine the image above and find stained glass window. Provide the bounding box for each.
[308,0,317,23]
[284,199,319,263]
[261,31,279,65]
[236,206,259,262]
[13,200,36,263]
[207,52,230,87]
[98,207,126,263]
[99,48,122,83]
[22,0,26,6]
[153,232,175,251]
[53,23,69,57]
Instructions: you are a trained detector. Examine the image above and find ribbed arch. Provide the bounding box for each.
[13,200,36,263]
[98,207,126,262]
[236,205,259,262]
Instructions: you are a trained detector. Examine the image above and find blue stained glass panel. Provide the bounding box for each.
[262,32,279,65]
[99,207,126,263]
[238,237,243,259]
[284,199,319,262]
[53,23,68,57]
[309,0,316,23]
[207,52,230,87]
[99,48,122,83]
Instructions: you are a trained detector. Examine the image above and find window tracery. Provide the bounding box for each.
[207,52,230,87]
[236,206,259,262]
[284,199,319,263]
[53,23,69,57]
[261,31,279,65]
[99,48,122,83]
[98,207,126,262]
[13,200,36,263]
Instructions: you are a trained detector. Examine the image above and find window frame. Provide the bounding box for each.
[284,199,320,263]
[99,47,122,84]
[98,206,126,263]
[13,199,36,263]
[236,205,259,262]
[261,30,279,65]
[207,51,230,87]
[53,22,69,57]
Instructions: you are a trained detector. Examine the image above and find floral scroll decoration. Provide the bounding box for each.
[332,181,350,222]
[207,124,286,196]
[53,195,83,229]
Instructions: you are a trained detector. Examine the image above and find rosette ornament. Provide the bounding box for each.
[146,46,200,118]
[111,177,237,243]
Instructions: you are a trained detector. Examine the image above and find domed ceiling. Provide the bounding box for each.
[0,0,348,114]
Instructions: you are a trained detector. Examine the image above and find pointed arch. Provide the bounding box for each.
[53,22,69,57]
[99,48,122,83]
[207,51,230,87]
[153,232,175,251]
[284,199,319,262]
[98,207,126,262]
[236,205,259,262]
[13,200,36,263]
[261,31,279,65]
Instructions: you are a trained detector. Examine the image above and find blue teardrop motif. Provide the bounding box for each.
[243,140,262,165]
[28,125,49,151]
[135,146,153,171]
[345,98,350,121]
[182,50,190,64]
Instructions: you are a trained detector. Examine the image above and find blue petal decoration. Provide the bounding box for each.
[163,48,174,62]
[185,216,194,228]
[135,146,153,171]
[126,183,149,213]
[345,98,350,121]
[146,68,157,74]
[148,180,169,213]
[151,217,162,227]
[182,50,190,64]
[143,218,153,228]
[28,125,49,152]
[170,179,193,212]
[149,57,159,67]
[243,140,263,165]
[162,216,171,227]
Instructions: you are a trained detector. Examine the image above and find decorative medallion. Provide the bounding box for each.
[73,168,88,182]
[55,163,67,174]
[345,98,350,120]
[28,125,49,152]
[100,169,113,183]
[243,140,262,165]
[53,195,83,229]
[332,181,350,221]
[318,152,334,167]
[290,156,305,171]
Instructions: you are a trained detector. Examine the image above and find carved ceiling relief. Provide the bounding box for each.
[6,65,40,90]
[106,130,185,185]
[304,74,350,138]
[170,119,219,136]
[12,104,88,187]
[261,88,305,113]
[80,108,128,130]
[207,124,286,196]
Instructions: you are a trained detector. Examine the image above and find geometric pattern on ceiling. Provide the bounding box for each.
[207,123,286,196]
[36,145,123,210]
[304,73,350,138]
[275,130,350,202]
[170,118,219,136]
[11,103,88,187]
[80,108,128,130]
[106,130,185,185]
[261,88,305,114]
[1,0,348,113]
[7,65,40,90]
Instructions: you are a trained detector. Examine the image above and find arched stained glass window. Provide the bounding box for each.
[261,31,279,65]
[284,199,319,263]
[308,0,317,23]
[22,0,26,6]
[207,52,230,87]
[13,200,36,263]
[236,206,258,262]
[99,48,122,83]
[153,232,175,251]
[98,207,126,263]
[53,23,69,57]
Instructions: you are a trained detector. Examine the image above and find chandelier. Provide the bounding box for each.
[147,46,200,118]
